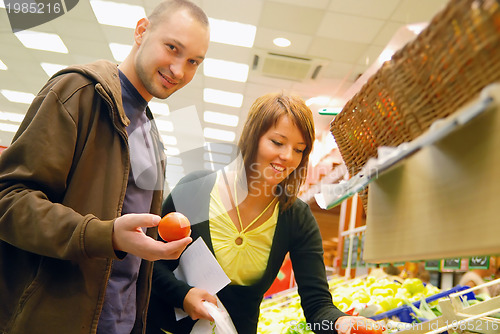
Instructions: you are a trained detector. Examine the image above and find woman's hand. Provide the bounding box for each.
[183,287,218,321]
[335,316,386,334]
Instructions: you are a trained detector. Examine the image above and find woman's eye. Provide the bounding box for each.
[271,140,283,146]
[295,148,304,154]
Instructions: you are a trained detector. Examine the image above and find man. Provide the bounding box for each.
[0,1,210,333]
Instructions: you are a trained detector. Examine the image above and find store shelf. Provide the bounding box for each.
[363,84,500,263]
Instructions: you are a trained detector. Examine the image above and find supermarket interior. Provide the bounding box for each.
[1,0,500,333]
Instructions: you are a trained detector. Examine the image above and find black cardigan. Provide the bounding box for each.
[147,170,345,334]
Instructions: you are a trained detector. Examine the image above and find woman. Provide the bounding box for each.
[147,92,381,334]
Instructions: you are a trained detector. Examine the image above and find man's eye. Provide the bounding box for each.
[166,44,176,51]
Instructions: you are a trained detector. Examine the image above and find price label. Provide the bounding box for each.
[425,259,441,271]
[443,258,461,270]
[341,237,350,269]
[357,233,366,267]
[351,236,358,267]
[469,256,489,270]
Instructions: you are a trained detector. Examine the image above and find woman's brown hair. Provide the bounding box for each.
[238,92,315,211]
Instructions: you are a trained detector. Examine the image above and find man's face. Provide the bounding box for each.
[134,9,209,101]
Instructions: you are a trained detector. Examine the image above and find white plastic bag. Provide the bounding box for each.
[190,298,238,334]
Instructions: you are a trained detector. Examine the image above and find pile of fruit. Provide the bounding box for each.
[257,276,441,334]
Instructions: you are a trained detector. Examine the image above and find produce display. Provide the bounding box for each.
[257,276,441,334]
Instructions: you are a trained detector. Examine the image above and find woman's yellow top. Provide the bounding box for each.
[209,172,279,286]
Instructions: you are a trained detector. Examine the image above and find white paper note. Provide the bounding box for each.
[174,237,231,320]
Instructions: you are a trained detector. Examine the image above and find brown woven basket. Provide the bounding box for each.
[330,0,500,211]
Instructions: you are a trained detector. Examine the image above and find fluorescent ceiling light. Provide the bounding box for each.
[161,135,177,146]
[0,59,7,70]
[90,0,146,28]
[0,122,19,132]
[0,111,24,122]
[203,127,235,142]
[203,58,249,82]
[109,43,132,62]
[204,110,239,127]
[1,89,35,104]
[407,23,428,35]
[40,62,67,77]
[273,37,291,47]
[166,164,184,173]
[203,88,243,108]
[209,18,256,48]
[0,0,5,8]
[149,101,170,116]
[167,156,183,165]
[165,146,180,156]
[204,152,231,164]
[15,31,68,53]
[306,96,331,107]
[378,49,395,64]
[204,161,226,171]
[205,142,234,154]
[155,119,174,132]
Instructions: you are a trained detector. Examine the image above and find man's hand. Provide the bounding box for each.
[112,213,192,261]
[335,316,386,334]
[183,288,218,321]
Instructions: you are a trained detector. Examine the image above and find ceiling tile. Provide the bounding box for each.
[390,0,448,24]
[205,43,254,64]
[308,37,367,63]
[371,21,406,46]
[253,28,312,54]
[328,0,401,20]
[259,1,324,35]
[270,0,330,10]
[202,0,263,25]
[357,44,385,67]
[317,12,385,44]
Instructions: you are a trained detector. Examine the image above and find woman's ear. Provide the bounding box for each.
[134,18,149,45]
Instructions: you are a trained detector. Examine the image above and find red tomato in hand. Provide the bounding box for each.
[158,212,191,242]
[351,323,384,334]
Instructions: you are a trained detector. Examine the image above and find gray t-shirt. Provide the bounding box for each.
[97,70,156,334]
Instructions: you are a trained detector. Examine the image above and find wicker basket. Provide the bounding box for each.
[330,0,500,211]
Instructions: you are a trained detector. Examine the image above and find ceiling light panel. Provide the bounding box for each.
[90,0,146,28]
[0,111,24,122]
[203,58,249,82]
[161,135,177,146]
[1,89,35,104]
[0,59,7,70]
[203,127,236,142]
[40,62,67,77]
[205,142,235,154]
[15,31,68,53]
[209,18,256,48]
[0,123,19,133]
[109,43,132,62]
[203,88,243,108]
[204,110,239,127]
[149,101,170,116]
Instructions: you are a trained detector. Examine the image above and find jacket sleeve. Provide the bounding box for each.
[288,201,346,333]
[0,80,117,261]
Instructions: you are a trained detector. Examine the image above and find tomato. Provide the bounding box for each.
[351,320,385,334]
[158,212,191,242]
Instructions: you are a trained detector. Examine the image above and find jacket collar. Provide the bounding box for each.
[53,60,129,127]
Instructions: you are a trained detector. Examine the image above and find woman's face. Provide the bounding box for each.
[249,115,306,190]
